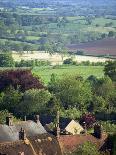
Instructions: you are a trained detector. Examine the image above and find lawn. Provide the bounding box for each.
[32,65,104,84]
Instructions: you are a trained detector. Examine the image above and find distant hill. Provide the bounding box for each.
[0,0,116,7]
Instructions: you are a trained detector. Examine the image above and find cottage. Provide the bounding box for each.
[0,115,62,155]
[63,119,84,135]
[40,115,84,135]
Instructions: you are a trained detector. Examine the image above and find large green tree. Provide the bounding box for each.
[0,87,22,113]
[18,89,51,115]
[104,61,116,81]
[49,75,92,110]
[0,53,15,67]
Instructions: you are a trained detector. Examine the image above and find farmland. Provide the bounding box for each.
[67,38,116,56]
[12,52,112,65]
[32,65,104,84]
[0,1,116,57]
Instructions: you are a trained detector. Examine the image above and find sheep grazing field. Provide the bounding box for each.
[12,51,112,65]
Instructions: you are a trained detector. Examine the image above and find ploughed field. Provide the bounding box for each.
[32,66,104,84]
[67,38,116,57]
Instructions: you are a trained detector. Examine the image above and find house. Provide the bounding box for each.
[0,114,109,155]
[0,115,62,155]
[58,133,108,154]
[40,115,84,135]
[63,119,84,135]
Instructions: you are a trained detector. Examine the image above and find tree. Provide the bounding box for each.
[18,89,51,115]
[104,61,116,81]
[0,110,10,124]
[93,76,115,111]
[47,96,61,115]
[73,142,100,155]
[1,87,22,113]
[0,69,45,92]
[90,96,107,112]
[63,58,74,65]
[49,75,92,110]
[0,53,15,67]
[108,31,114,37]
[0,110,19,124]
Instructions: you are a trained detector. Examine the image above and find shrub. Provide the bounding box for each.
[80,113,96,129]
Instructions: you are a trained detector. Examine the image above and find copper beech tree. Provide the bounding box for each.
[0,69,44,92]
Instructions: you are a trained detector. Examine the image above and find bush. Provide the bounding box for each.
[63,58,74,65]
[0,53,15,67]
[72,142,100,155]
[80,113,96,129]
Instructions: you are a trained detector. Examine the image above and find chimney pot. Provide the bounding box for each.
[56,111,60,138]
[94,123,103,139]
[24,116,26,121]
[19,128,26,140]
[6,114,13,126]
[35,115,40,123]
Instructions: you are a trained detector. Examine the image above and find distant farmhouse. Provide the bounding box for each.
[0,113,110,155]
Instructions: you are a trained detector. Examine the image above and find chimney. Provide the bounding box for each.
[6,114,13,126]
[19,128,26,140]
[83,122,87,134]
[24,115,27,121]
[35,115,40,123]
[56,111,60,138]
[94,123,103,139]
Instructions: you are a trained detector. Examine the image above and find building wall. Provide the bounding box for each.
[65,120,84,135]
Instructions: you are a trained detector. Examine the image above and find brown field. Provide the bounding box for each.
[67,38,116,56]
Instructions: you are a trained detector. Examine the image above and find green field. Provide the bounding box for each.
[33,65,104,84]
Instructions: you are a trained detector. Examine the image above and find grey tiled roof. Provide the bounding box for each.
[16,120,47,137]
[0,120,47,143]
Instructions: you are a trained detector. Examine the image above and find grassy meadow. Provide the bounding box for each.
[32,65,104,84]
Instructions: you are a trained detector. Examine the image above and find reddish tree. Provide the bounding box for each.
[0,69,44,92]
[80,113,96,129]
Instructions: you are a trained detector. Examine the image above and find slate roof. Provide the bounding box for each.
[0,134,62,155]
[16,120,47,137]
[0,120,47,143]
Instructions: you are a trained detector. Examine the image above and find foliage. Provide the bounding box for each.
[0,69,44,92]
[0,53,15,67]
[60,107,82,120]
[80,113,96,129]
[49,75,92,110]
[72,142,100,155]
[47,95,61,115]
[17,89,51,115]
[0,86,22,113]
[90,96,107,112]
[101,121,116,134]
[104,61,116,81]
[15,59,51,67]
[0,110,9,124]
[63,58,76,65]
[0,110,19,124]
[93,76,115,110]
